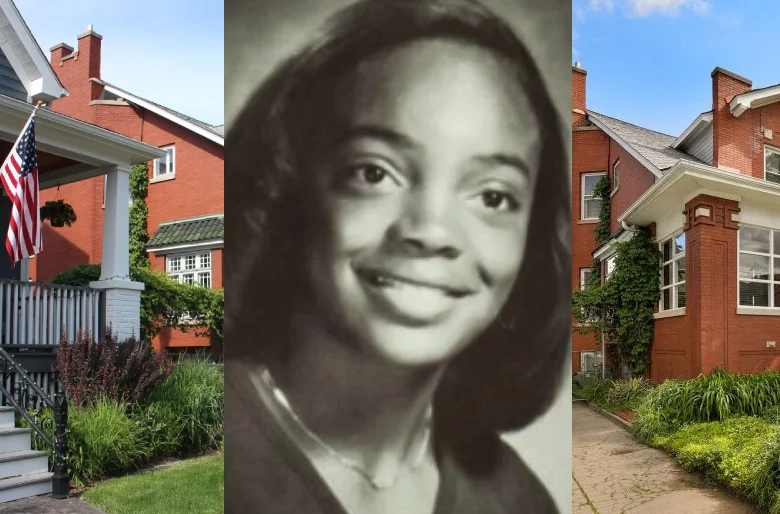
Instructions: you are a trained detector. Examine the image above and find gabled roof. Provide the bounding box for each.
[0,0,67,103]
[730,82,780,117]
[673,111,712,149]
[587,111,704,177]
[147,214,224,250]
[100,81,224,146]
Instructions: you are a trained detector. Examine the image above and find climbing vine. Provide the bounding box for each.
[594,174,612,247]
[573,172,661,376]
[129,164,150,269]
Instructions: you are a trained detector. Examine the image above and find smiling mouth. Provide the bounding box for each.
[359,269,474,298]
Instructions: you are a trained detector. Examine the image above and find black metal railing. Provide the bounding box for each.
[0,346,69,498]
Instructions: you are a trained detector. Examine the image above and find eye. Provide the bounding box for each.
[480,190,519,212]
[342,161,405,194]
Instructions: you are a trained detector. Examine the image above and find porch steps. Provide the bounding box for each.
[0,406,53,503]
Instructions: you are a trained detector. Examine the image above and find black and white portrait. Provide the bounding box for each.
[224,1,572,512]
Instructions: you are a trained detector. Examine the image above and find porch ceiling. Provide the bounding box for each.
[0,94,164,189]
[622,159,780,226]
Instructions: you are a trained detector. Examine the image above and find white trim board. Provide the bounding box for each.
[102,84,224,147]
[0,0,67,102]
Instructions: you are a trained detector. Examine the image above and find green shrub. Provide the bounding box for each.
[146,356,224,454]
[579,377,614,405]
[633,370,780,441]
[68,399,149,485]
[605,377,651,408]
[659,417,780,511]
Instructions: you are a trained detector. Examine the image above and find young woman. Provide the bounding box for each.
[224,0,570,512]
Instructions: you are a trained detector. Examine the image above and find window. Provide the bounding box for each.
[765,146,780,185]
[153,146,175,178]
[580,268,593,290]
[612,160,620,191]
[581,173,605,220]
[660,232,686,311]
[167,251,212,288]
[738,226,780,308]
[580,351,602,375]
[604,254,616,280]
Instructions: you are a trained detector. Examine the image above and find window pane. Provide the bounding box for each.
[583,174,602,196]
[168,274,179,283]
[584,198,602,219]
[766,150,780,174]
[740,281,769,307]
[775,284,780,308]
[677,284,686,308]
[775,257,780,281]
[182,273,195,285]
[185,255,196,270]
[677,258,686,283]
[739,253,770,280]
[663,240,672,262]
[768,171,780,184]
[740,226,771,253]
[674,233,685,255]
[198,272,211,288]
[168,257,180,272]
[663,264,672,286]
[200,253,211,269]
[662,289,671,310]
[775,231,780,255]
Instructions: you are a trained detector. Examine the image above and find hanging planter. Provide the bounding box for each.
[40,199,77,227]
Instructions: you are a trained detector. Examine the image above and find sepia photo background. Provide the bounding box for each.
[225,1,572,510]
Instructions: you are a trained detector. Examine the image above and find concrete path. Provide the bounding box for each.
[573,401,756,514]
[0,494,105,513]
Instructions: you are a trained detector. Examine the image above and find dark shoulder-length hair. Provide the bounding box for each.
[226,0,571,442]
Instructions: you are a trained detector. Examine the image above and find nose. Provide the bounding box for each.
[388,191,462,260]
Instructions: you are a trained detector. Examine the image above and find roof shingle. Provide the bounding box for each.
[588,111,704,171]
[147,214,224,248]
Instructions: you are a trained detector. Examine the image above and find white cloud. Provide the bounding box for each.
[579,0,710,17]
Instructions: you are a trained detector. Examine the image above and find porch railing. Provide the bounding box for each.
[0,279,102,347]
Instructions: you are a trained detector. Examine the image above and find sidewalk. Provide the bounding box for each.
[0,494,105,513]
[573,401,756,513]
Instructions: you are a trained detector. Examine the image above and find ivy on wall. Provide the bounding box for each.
[573,172,661,376]
[129,164,150,270]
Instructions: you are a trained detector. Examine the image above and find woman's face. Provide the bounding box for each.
[300,39,541,367]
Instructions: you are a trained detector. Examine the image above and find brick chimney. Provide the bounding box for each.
[572,62,587,127]
[77,25,102,81]
[711,67,752,170]
[49,43,73,65]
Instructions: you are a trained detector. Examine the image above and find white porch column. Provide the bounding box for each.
[89,165,144,340]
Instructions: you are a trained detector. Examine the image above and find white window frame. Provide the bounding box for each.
[580,268,593,290]
[764,145,780,185]
[659,231,686,311]
[581,172,606,221]
[153,145,176,180]
[738,225,779,309]
[166,250,212,289]
[612,159,620,191]
[604,254,616,281]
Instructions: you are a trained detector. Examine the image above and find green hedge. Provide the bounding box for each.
[658,417,780,513]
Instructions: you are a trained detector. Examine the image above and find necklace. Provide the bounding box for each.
[258,367,433,490]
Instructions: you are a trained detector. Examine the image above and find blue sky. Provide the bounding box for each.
[15,0,224,126]
[574,0,779,136]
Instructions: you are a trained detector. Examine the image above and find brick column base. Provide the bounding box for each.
[88,279,144,341]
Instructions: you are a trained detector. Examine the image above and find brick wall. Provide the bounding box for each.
[607,140,656,234]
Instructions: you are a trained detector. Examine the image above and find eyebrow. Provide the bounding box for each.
[332,124,420,151]
[331,124,531,177]
[472,154,531,179]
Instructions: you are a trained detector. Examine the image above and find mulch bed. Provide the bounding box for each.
[611,409,636,423]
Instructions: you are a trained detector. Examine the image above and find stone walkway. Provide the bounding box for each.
[573,401,756,513]
[0,494,105,513]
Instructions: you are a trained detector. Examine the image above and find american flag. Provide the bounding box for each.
[0,112,41,265]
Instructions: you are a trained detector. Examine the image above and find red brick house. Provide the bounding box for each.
[31,27,224,353]
[572,64,780,381]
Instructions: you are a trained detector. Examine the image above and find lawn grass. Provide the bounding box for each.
[81,454,224,514]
